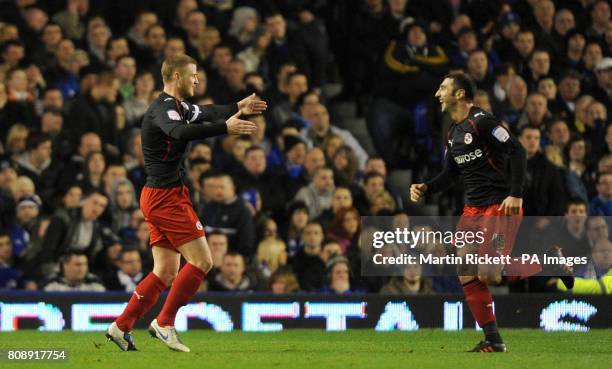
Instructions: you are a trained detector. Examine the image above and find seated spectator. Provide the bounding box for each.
[44,251,105,292]
[269,267,300,294]
[206,231,228,279]
[316,186,353,230]
[579,238,612,279]
[103,248,143,291]
[108,178,138,234]
[123,71,156,128]
[283,201,309,257]
[199,173,255,258]
[589,172,612,215]
[518,125,567,215]
[331,145,359,189]
[291,227,326,291]
[380,263,433,295]
[301,103,368,169]
[586,216,609,249]
[0,230,21,289]
[558,237,612,294]
[255,237,287,279]
[564,136,591,201]
[547,198,591,258]
[233,145,286,221]
[544,119,571,167]
[354,172,387,216]
[37,191,109,278]
[318,256,364,294]
[208,251,257,292]
[370,190,397,215]
[8,195,42,262]
[326,207,360,255]
[294,166,335,218]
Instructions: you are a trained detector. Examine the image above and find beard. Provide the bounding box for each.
[178,81,193,98]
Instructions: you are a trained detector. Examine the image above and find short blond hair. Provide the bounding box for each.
[161,53,197,83]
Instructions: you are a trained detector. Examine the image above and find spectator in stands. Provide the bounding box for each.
[316,186,353,230]
[511,29,535,75]
[108,178,137,235]
[354,172,387,216]
[0,231,24,289]
[67,71,120,155]
[586,0,611,40]
[554,71,582,120]
[283,201,309,257]
[497,74,528,128]
[8,195,42,261]
[114,55,137,101]
[227,6,261,53]
[518,92,551,131]
[44,251,105,292]
[208,251,257,292]
[589,171,612,215]
[139,24,166,71]
[103,248,143,291]
[38,191,109,278]
[3,68,37,129]
[467,50,494,94]
[52,0,89,40]
[295,166,335,218]
[14,132,58,199]
[126,11,158,50]
[237,29,271,75]
[326,207,360,255]
[380,262,433,294]
[123,71,155,128]
[77,151,105,195]
[255,237,287,278]
[269,268,300,294]
[525,49,552,92]
[0,40,25,84]
[319,256,363,294]
[548,198,591,258]
[586,216,609,249]
[564,136,591,201]
[270,71,309,131]
[331,145,359,189]
[592,57,612,113]
[544,119,571,167]
[301,103,367,169]
[236,145,287,220]
[181,10,207,59]
[264,13,312,87]
[199,173,255,258]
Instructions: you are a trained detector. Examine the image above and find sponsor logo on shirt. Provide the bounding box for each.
[492,126,510,142]
[167,110,181,121]
[453,149,483,164]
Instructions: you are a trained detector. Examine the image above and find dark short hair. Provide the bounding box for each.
[60,250,87,263]
[363,171,385,184]
[445,71,476,101]
[565,197,588,212]
[518,124,541,137]
[26,132,52,151]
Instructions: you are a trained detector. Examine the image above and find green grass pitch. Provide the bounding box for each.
[1,329,611,369]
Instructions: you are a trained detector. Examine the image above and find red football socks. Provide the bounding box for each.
[156,263,206,327]
[463,279,496,327]
[116,272,167,332]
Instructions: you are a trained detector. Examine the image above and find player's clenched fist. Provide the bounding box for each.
[225,110,257,135]
[410,183,427,202]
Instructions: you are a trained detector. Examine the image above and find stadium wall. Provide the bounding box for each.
[0,293,608,332]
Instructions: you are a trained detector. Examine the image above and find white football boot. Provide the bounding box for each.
[148,319,190,352]
[106,322,138,351]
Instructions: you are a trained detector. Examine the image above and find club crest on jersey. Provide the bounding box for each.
[464,132,473,144]
[196,221,203,230]
[167,110,181,121]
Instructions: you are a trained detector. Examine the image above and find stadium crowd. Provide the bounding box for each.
[0,0,611,295]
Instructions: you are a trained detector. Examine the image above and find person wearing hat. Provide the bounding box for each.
[369,16,448,167]
[8,195,42,261]
[592,57,612,113]
[493,12,522,62]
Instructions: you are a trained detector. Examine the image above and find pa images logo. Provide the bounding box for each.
[491,233,505,254]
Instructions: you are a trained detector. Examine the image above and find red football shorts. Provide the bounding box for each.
[140,185,205,251]
[455,204,539,277]
[455,204,522,257]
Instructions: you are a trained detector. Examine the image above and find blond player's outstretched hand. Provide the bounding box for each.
[226,110,257,135]
[410,183,428,202]
[237,93,268,115]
